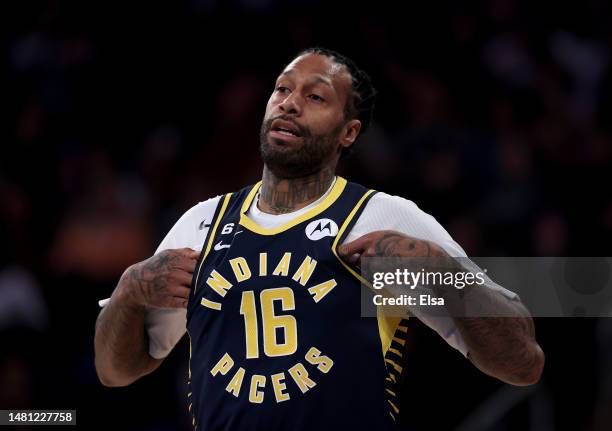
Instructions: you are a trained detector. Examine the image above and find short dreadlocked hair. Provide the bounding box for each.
[293,47,377,156]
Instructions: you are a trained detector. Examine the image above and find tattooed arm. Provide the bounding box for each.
[94,248,199,387]
[449,292,544,386]
[339,230,545,386]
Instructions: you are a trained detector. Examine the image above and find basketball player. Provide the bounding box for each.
[94,48,544,430]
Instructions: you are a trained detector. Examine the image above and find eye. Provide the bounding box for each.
[308,94,325,102]
[276,86,290,93]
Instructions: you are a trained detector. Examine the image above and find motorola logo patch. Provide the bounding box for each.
[305,218,339,241]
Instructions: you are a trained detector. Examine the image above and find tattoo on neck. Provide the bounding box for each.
[259,168,335,214]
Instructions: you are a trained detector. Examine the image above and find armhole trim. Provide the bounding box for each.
[331,189,376,286]
[329,189,411,360]
[193,193,233,293]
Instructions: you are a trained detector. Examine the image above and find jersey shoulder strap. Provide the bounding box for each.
[187,185,254,319]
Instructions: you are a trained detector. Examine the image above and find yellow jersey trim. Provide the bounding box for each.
[388,399,400,414]
[193,193,232,293]
[377,311,404,358]
[238,177,348,236]
[329,188,409,358]
[330,188,375,287]
[329,188,401,357]
[187,329,197,430]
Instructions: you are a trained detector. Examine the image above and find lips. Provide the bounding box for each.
[270,119,302,138]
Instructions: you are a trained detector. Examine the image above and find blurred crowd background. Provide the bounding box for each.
[2,0,612,429]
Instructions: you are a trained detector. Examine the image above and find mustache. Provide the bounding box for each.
[264,115,310,138]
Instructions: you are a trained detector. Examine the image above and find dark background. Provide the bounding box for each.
[2,0,612,429]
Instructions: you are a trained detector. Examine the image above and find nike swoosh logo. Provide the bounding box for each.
[214,241,231,251]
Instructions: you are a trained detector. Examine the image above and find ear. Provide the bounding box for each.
[339,119,362,149]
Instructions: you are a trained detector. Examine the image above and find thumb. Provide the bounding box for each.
[180,248,200,260]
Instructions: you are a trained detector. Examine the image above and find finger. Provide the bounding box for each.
[172,271,194,287]
[174,256,198,274]
[166,296,188,309]
[362,246,379,258]
[346,253,361,265]
[187,249,200,260]
[339,232,378,257]
[178,248,200,260]
[168,285,191,299]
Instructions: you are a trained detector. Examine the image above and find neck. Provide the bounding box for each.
[258,167,335,214]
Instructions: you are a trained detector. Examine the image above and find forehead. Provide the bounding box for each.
[279,53,352,96]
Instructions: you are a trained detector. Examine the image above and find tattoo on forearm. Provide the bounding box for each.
[125,252,179,306]
[457,313,539,382]
[95,297,149,376]
[95,252,184,379]
[366,232,540,382]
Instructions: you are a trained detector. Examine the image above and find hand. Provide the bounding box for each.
[338,230,447,267]
[117,248,200,309]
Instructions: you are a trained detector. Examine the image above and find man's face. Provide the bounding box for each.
[260,53,357,178]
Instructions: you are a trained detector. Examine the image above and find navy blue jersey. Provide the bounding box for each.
[186,177,409,431]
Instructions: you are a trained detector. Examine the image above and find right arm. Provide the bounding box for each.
[94,248,199,387]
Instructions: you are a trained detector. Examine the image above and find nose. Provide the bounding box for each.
[279,93,301,116]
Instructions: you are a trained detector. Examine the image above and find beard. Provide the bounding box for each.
[259,116,344,179]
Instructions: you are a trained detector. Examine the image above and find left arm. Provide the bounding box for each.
[446,287,544,386]
[339,230,545,386]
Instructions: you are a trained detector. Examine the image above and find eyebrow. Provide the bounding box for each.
[279,70,333,88]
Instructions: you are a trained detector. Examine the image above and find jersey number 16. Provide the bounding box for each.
[239,287,298,359]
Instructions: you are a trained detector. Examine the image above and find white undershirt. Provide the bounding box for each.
[100,178,518,360]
